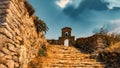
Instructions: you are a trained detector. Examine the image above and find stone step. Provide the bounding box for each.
[38,45,105,68]
[41,60,102,64]
[40,63,105,68]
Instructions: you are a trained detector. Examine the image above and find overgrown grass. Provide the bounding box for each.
[38,44,47,56]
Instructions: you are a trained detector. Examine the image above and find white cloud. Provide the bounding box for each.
[56,0,72,8]
[55,0,82,9]
[108,19,120,34]
[110,19,120,24]
[71,0,82,8]
[104,0,120,9]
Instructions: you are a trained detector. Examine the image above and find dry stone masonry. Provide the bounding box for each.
[0,0,47,68]
[36,45,105,68]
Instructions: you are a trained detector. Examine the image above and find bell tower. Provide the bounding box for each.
[59,27,75,46]
[62,27,72,37]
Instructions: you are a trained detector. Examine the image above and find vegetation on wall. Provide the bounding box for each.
[74,34,119,53]
[38,44,47,56]
[23,1,48,34]
[24,1,35,16]
[110,33,120,41]
[28,61,37,68]
[97,51,120,68]
[34,16,48,34]
[93,27,108,35]
[74,26,120,53]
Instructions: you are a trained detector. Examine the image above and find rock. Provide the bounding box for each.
[12,55,19,62]
[7,60,15,68]
[1,48,11,55]
[0,0,47,68]
[16,36,22,41]
[7,43,16,52]
[0,51,5,57]
[14,62,20,68]
[0,64,7,68]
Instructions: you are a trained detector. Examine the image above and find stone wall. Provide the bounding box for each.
[75,34,108,53]
[0,0,47,68]
[47,39,60,45]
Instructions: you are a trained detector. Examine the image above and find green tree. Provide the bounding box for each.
[34,16,48,34]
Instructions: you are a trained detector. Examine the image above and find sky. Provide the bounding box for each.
[28,0,120,39]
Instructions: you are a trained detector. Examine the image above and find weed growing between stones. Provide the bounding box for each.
[34,16,48,34]
[38,44,47,56]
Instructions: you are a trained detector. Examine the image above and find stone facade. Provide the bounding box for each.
[0,0,47,68]
[47,27,75,46]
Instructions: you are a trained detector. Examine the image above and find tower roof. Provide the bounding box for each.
[62,27,72,30]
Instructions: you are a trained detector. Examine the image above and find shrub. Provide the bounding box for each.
[97,51,120,68]
[34,16,48,34]
[111,33,120,42]
[28,61,37,68]
[24,1,35,16]
[38,44,47,56]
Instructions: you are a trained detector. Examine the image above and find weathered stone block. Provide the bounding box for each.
[1,48,11,55]
[7,43,16,52]
[0,64,7,68]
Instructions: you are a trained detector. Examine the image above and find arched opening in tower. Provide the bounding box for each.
[65,32,69,36]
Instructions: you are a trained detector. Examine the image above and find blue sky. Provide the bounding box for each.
[28,0,120,39]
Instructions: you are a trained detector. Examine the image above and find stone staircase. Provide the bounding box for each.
[37,45,104,68]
